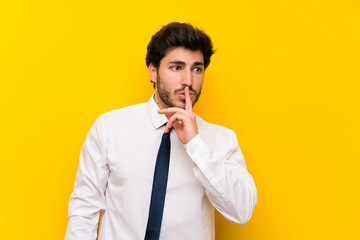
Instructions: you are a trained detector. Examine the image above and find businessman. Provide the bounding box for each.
[65,22,257,240]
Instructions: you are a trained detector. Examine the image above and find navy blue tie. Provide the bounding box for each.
[145,128,172,240]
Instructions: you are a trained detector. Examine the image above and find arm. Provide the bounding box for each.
[185,132,257,224]
[65,116,109,240]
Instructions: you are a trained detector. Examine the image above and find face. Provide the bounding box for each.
[149,47,205,109]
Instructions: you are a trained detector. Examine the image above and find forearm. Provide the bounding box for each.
[65,214,100,240]
[186,134,258,224]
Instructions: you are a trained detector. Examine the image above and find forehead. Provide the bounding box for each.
[161,47,203,64]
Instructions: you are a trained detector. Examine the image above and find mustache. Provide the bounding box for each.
[174,86,197,95]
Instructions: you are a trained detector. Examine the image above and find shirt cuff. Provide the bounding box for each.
[184,134,208,164]
[185,134,216,172]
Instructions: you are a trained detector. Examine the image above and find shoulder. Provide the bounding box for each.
[196,115,236,136]
[101,102,146,118]
[196,115,238,144]
[97,102,147,122]
[90,102,149,132]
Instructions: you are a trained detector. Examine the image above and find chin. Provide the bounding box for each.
[167,97,184,108]
[171,103,185,109]
[176,100,187,109]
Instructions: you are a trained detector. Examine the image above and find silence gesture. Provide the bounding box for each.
[157,87,198,144]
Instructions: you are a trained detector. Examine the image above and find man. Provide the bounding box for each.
[65,22,257,240]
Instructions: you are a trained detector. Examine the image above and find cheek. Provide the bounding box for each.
[193,76,204,89]
[159,73,179,90]
[162,72,182,85]
[160,69,178,80]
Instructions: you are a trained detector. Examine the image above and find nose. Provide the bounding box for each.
[181,68,192,87]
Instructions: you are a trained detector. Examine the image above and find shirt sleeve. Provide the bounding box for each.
[65,116,109,240]
[185,132,258,224]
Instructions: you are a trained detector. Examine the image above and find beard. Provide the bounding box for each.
[156,73,201,109]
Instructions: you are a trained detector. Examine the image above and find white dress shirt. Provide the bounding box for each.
[65,94,257,240]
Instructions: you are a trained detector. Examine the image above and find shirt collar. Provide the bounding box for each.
[146,93,168,129]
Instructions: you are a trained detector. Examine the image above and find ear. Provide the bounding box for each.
[148,63,157,83]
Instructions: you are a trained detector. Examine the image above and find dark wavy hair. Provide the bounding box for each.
[146,22,215,88]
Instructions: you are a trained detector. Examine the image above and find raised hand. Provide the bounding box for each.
[157,87,198,144]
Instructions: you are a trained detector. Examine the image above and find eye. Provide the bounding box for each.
[171,66,182,71]
[193,67,203,73]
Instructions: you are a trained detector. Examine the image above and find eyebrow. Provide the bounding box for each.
[192,62,204,67]
[169,61,204,67]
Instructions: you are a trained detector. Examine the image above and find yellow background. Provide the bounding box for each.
[1,0,359,239]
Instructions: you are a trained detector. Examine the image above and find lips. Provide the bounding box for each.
[177,91,194,100]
